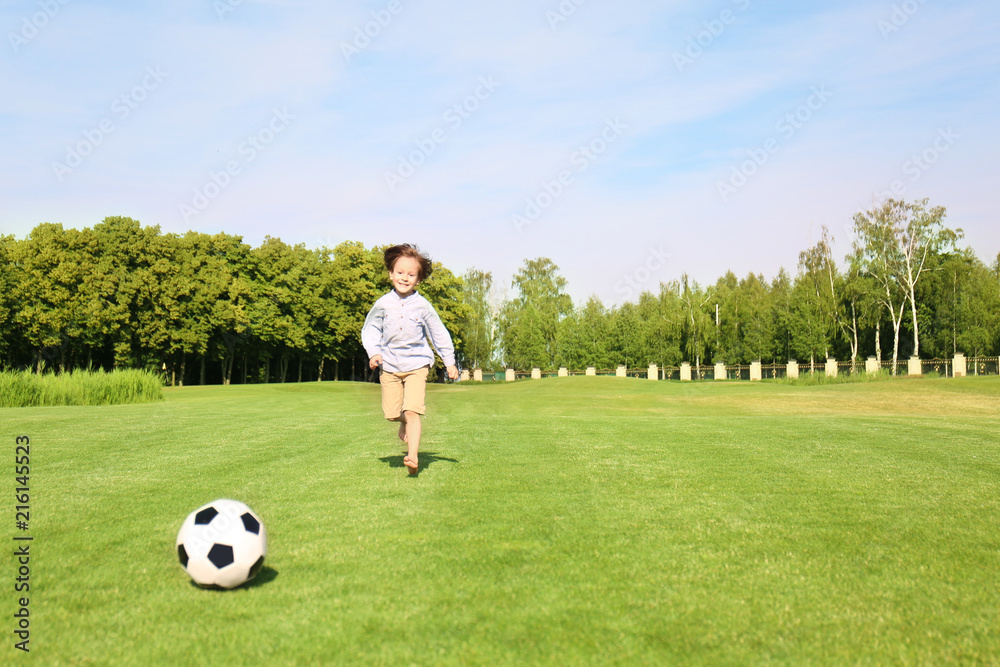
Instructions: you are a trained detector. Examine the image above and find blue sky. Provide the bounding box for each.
[2,0,997,305]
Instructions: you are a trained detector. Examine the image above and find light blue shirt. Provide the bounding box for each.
[361,290,457,373]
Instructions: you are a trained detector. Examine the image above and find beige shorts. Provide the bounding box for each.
[379,366,429,420]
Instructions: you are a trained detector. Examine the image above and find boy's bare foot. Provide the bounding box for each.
[403,455,418,474]
[397,421,407,444]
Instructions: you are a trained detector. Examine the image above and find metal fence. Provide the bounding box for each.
[969,356,1000,376]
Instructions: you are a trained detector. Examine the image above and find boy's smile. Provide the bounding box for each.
[390,255,422,296]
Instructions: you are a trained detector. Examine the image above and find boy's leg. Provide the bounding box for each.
[379,370,407,443]
[399,367,428,474]
[380,370,404,421]
[402,410,421,473]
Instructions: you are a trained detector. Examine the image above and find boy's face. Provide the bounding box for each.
[390,255,421,296]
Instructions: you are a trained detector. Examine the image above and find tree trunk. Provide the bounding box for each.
[890,306,904,376]
[317,357,325,382]
[952,272,958,356]
[849,302,859,363]
[278,354,289,383]
[875,319,882,365]
[297,357,303,383]
[179,352,186,387]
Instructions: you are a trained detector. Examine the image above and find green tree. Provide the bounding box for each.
[201,233,254,385]
[770,268,794,363]
[645,286,684,368]
[790,271,829,372]
[12,223,113,373]
[328,241,385,380]
[90,216,164,368]
[459,268,496,370]
[0,235,23,367]
[852,199,961,364]
[711,271,741,363]
[896,200,962,357]
[248,237,314,382]
[503,303,550,370]
[499,258,571,369]
[851,202,910,371]
[922,249,1000,358]
[612,301,643,368]
[577,296,613,369]
[679,274,713,368]
[555,307,586,370]
[739,272,776,363]
[790,229,840,368]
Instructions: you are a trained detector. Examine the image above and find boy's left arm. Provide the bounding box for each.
[423,305,459,380]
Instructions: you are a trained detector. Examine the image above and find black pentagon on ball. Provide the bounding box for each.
[178,544,189,567]
[207,543,235,569]
[240,512,260,534]
[195,507,219,524]
[248,555,265,580]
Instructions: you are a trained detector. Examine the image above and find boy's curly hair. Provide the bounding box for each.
[383,244,433,282]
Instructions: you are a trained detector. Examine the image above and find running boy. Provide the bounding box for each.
[361,244,459,474]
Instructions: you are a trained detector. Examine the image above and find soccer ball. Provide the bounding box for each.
[176,499,267,589]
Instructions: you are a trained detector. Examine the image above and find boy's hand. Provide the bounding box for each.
[446,365,459,380]
[369,355,382,369]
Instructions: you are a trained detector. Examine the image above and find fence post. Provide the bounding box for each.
[531,367,541,379]
[460,369,470,382]
[615,365,626,377]
[474,368,483,382]
[825,357,838,378]
[558,367,568,377]
[505,368,515,382]
[586,366,596,376]
[953,353,966,377]
[907,355,922,376]
[648,364,658,380]
[787,359,799,379]
[865,356,879,374]
[714,361,726,380]
[680,362,691,381]
[750,360,762,381]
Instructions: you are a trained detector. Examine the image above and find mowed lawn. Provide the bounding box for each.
[3,375,1000,664]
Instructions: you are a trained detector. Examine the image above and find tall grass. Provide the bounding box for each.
[0,368,163,407]
[768,369,898,386]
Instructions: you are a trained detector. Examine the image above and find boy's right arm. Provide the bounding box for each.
[361,304,385,363]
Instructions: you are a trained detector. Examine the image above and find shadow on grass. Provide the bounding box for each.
[377,451,458,476]
[189,565,279,591]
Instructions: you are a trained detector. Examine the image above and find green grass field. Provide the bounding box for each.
[3,376,999,664]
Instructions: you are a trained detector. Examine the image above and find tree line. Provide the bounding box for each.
[1,199,998,385]
[0,217,468,384]
[494,199,1000,372]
